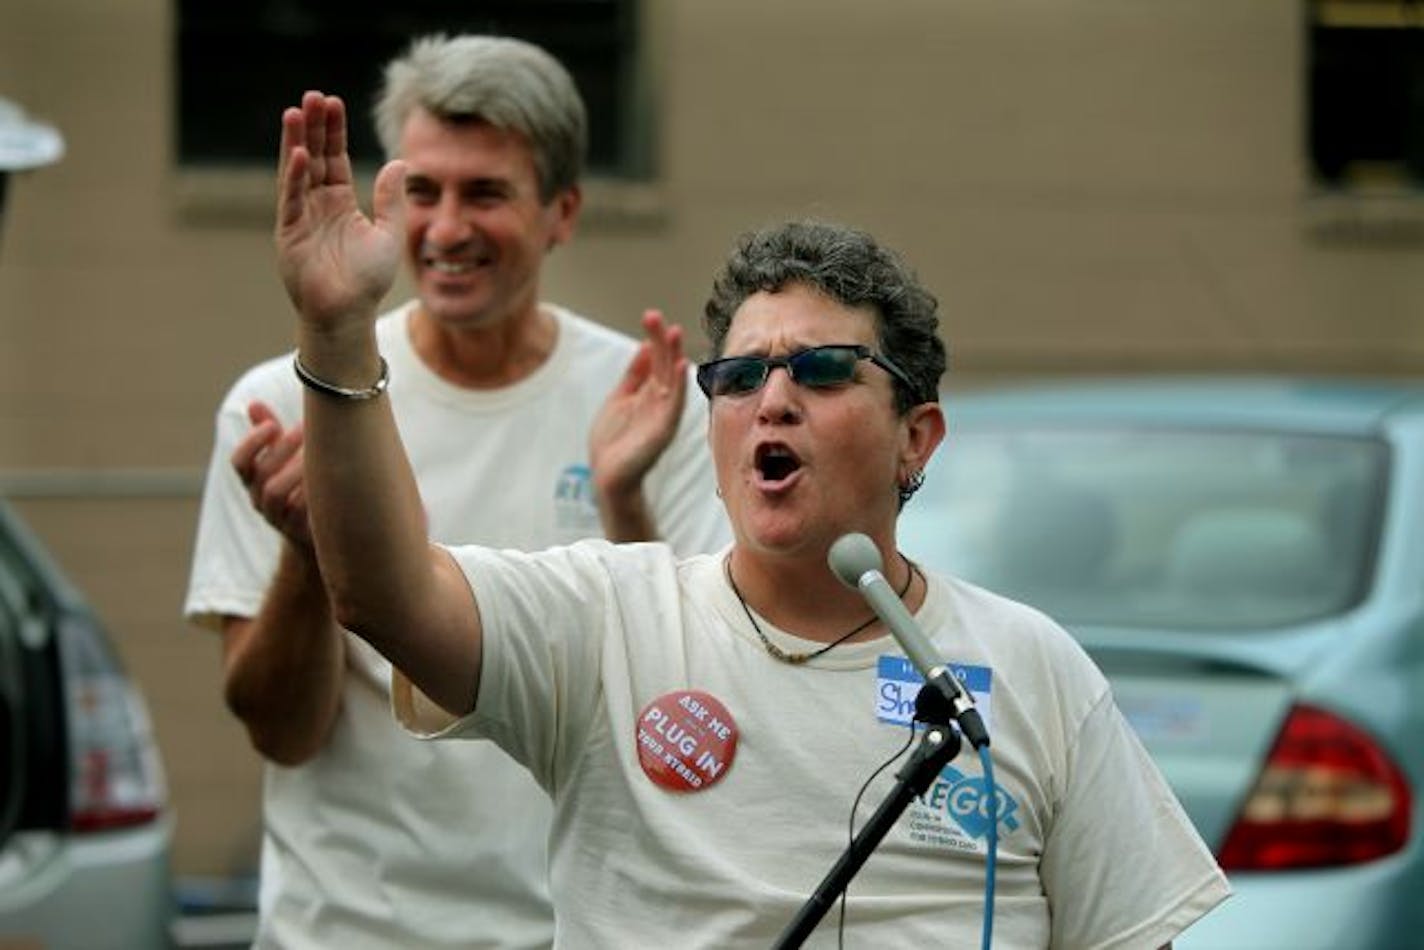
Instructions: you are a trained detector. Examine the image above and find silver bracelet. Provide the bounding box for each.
[293,354,390,400]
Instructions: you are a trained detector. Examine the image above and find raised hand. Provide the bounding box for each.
[232,400,311,548]
[589,309,688,540]
[275,91,406,334]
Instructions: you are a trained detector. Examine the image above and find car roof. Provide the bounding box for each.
[0,498,90,615]
[942,375,1424,435]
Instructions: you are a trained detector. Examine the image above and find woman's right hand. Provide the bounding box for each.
[274,91,406,339]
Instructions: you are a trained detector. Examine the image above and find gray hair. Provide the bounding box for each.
[702,220,947,414]
[373,34,587,202]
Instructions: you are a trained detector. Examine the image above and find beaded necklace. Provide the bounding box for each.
[725,555,919,665]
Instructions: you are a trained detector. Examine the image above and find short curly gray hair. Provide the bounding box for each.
[702,220,947,414]
[373,34,587,202]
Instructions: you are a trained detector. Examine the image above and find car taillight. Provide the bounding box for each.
[58,616,166,832]
[1218,704,1411,870]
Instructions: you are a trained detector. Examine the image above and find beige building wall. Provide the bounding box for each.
[2,0,1421,875]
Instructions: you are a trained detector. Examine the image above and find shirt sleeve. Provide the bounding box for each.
[182,365,292,630]
[393,541,624,793]
[1039,692,1231,949]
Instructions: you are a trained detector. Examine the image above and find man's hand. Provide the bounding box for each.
[232,400,311,547]
[588,309,688,541]
[275,91,405,334]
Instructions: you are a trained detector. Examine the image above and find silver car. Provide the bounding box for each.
[0,499,174,947]
[900,377,1424,948]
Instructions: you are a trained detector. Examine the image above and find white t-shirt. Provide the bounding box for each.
[184,302,729,949]
[398,541,1231,950]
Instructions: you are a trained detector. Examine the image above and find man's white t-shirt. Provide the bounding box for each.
[185,303,729,949]
[399,541,1231,949]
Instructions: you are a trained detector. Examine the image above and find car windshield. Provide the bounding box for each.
[900,426,1387,630]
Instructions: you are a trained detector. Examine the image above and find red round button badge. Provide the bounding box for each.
[635,689,739,793]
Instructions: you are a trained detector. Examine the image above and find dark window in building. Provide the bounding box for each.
[176,0,645,178]
[1308,0,1424,189]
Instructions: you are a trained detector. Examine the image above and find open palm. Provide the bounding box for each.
[590,309,688,506]
[275,92,404,331]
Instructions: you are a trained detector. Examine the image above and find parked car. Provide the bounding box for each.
[899,377,1424,948]
[0,498,174,947]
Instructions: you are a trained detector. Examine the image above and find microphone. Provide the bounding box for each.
[828,533,990,749]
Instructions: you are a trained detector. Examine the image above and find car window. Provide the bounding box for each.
[0,507,68,835]
[0,585,21,845]
[900,426,1387,629]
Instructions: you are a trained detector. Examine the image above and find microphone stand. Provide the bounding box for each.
[772,688,961,950]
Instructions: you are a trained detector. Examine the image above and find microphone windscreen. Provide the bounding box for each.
[828,533,883,588]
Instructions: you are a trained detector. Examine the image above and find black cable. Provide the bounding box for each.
[836,719,919,948]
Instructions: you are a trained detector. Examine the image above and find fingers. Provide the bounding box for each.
[639,309,686,386]
[231,403,312,543]
[276,105,302,189]
[665,325,688,379]
[276,108,310,232]
[612,341,653,397]
[609,310,689,405]
[234,423,300,504]
[256,423,305,500]
[372,158,409,240]
[231,407,280,486]
[323,94,353,186]
[247,399,279,428]
[276,91,351,232]
[303,91,327,184]
[256,442,309,542]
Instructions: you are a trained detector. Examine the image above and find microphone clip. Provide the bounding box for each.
[912,676,956,726]
[918,667,991,750]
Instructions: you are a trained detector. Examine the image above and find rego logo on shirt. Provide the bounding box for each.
[554,464,600,536]
[927,764,1020,841]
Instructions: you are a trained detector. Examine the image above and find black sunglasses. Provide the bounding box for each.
[696,344,917,399]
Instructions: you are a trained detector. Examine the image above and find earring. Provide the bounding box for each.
[898,469,925,506]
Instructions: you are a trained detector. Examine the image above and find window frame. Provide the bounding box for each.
[169,0,665,228]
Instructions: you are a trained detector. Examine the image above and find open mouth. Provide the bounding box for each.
[755,443,802,484]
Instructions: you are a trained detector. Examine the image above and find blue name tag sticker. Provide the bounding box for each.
[876,654,992,730]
